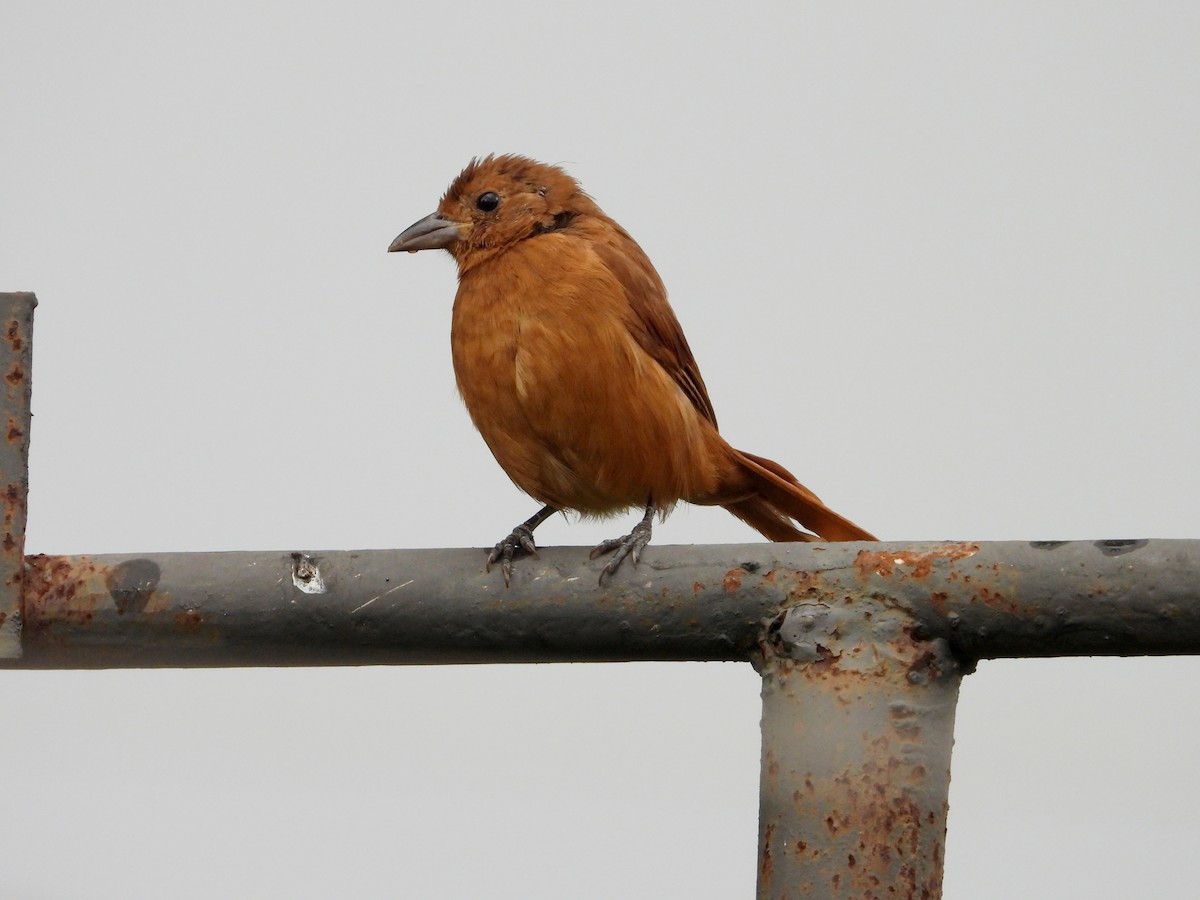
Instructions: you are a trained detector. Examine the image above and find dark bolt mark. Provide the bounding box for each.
[741,560,761,573]
[290,553,327,594]
[1030,541,1069,550]
[767,610,786,637]
[1094,539,1148,557]
[765,610,788,655]
[105,558,162,615]
[292,552,318,581]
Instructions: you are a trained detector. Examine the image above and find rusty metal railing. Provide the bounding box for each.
[0,293,33,660]
[3,292,1199,898]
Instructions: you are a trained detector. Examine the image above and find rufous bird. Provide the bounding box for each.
[389,155,875,585]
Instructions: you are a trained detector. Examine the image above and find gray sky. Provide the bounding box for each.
[3,2,1198,897]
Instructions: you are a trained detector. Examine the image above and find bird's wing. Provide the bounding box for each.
[589,224,719,428]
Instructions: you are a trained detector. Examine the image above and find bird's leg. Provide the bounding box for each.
[486,504,558,587]
[589,503,656,585]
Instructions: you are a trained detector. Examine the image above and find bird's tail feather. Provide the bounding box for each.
[722,449,876,542]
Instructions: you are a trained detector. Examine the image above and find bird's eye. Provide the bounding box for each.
[476,191,500,212]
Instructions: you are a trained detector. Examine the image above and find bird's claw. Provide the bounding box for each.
[486,524,539,587]
[590,518,653,585]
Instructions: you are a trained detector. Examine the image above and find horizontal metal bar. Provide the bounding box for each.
[6,539,1200,668]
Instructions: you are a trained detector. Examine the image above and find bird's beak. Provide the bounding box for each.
[388,212,469,253]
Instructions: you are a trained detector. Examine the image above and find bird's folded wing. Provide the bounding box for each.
[590,235,719,429]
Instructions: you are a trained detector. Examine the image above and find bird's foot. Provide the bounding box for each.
[484,505,557,588]
[589,509,654,585]
[486,525,539,588]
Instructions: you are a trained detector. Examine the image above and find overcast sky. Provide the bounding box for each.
[2,2,1198,897]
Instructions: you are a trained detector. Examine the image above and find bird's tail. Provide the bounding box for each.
[722,449,876,542]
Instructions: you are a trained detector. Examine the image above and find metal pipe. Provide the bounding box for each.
[10,539,1200,668]
[0,292,34,659]
[755,594,960,898]
[14,544,794,668]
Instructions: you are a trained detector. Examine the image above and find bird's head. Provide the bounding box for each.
[388,155,598,270]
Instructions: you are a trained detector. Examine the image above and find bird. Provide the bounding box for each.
[389,154,875,585]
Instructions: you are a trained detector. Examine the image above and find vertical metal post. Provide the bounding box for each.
[756,599,962,898]
[0,293,35,659]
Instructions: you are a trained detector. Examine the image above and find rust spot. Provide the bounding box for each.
[24,555,171,627]
[723,569,742,592]
[5,364,23,387]
[784,569,824,601]
[973,584,1021,614]
[848,853,857,867]
[2,533,14,552]
[24,554,107,627]
[174,609,202,632]
[906,649,950,682]
[3,482,25,528]
[811,643,840,670]
[760,823,774,882]
[854,543,979,579]
[5,320,21,351]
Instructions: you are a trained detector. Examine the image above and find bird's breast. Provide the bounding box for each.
[449,239,728,513]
